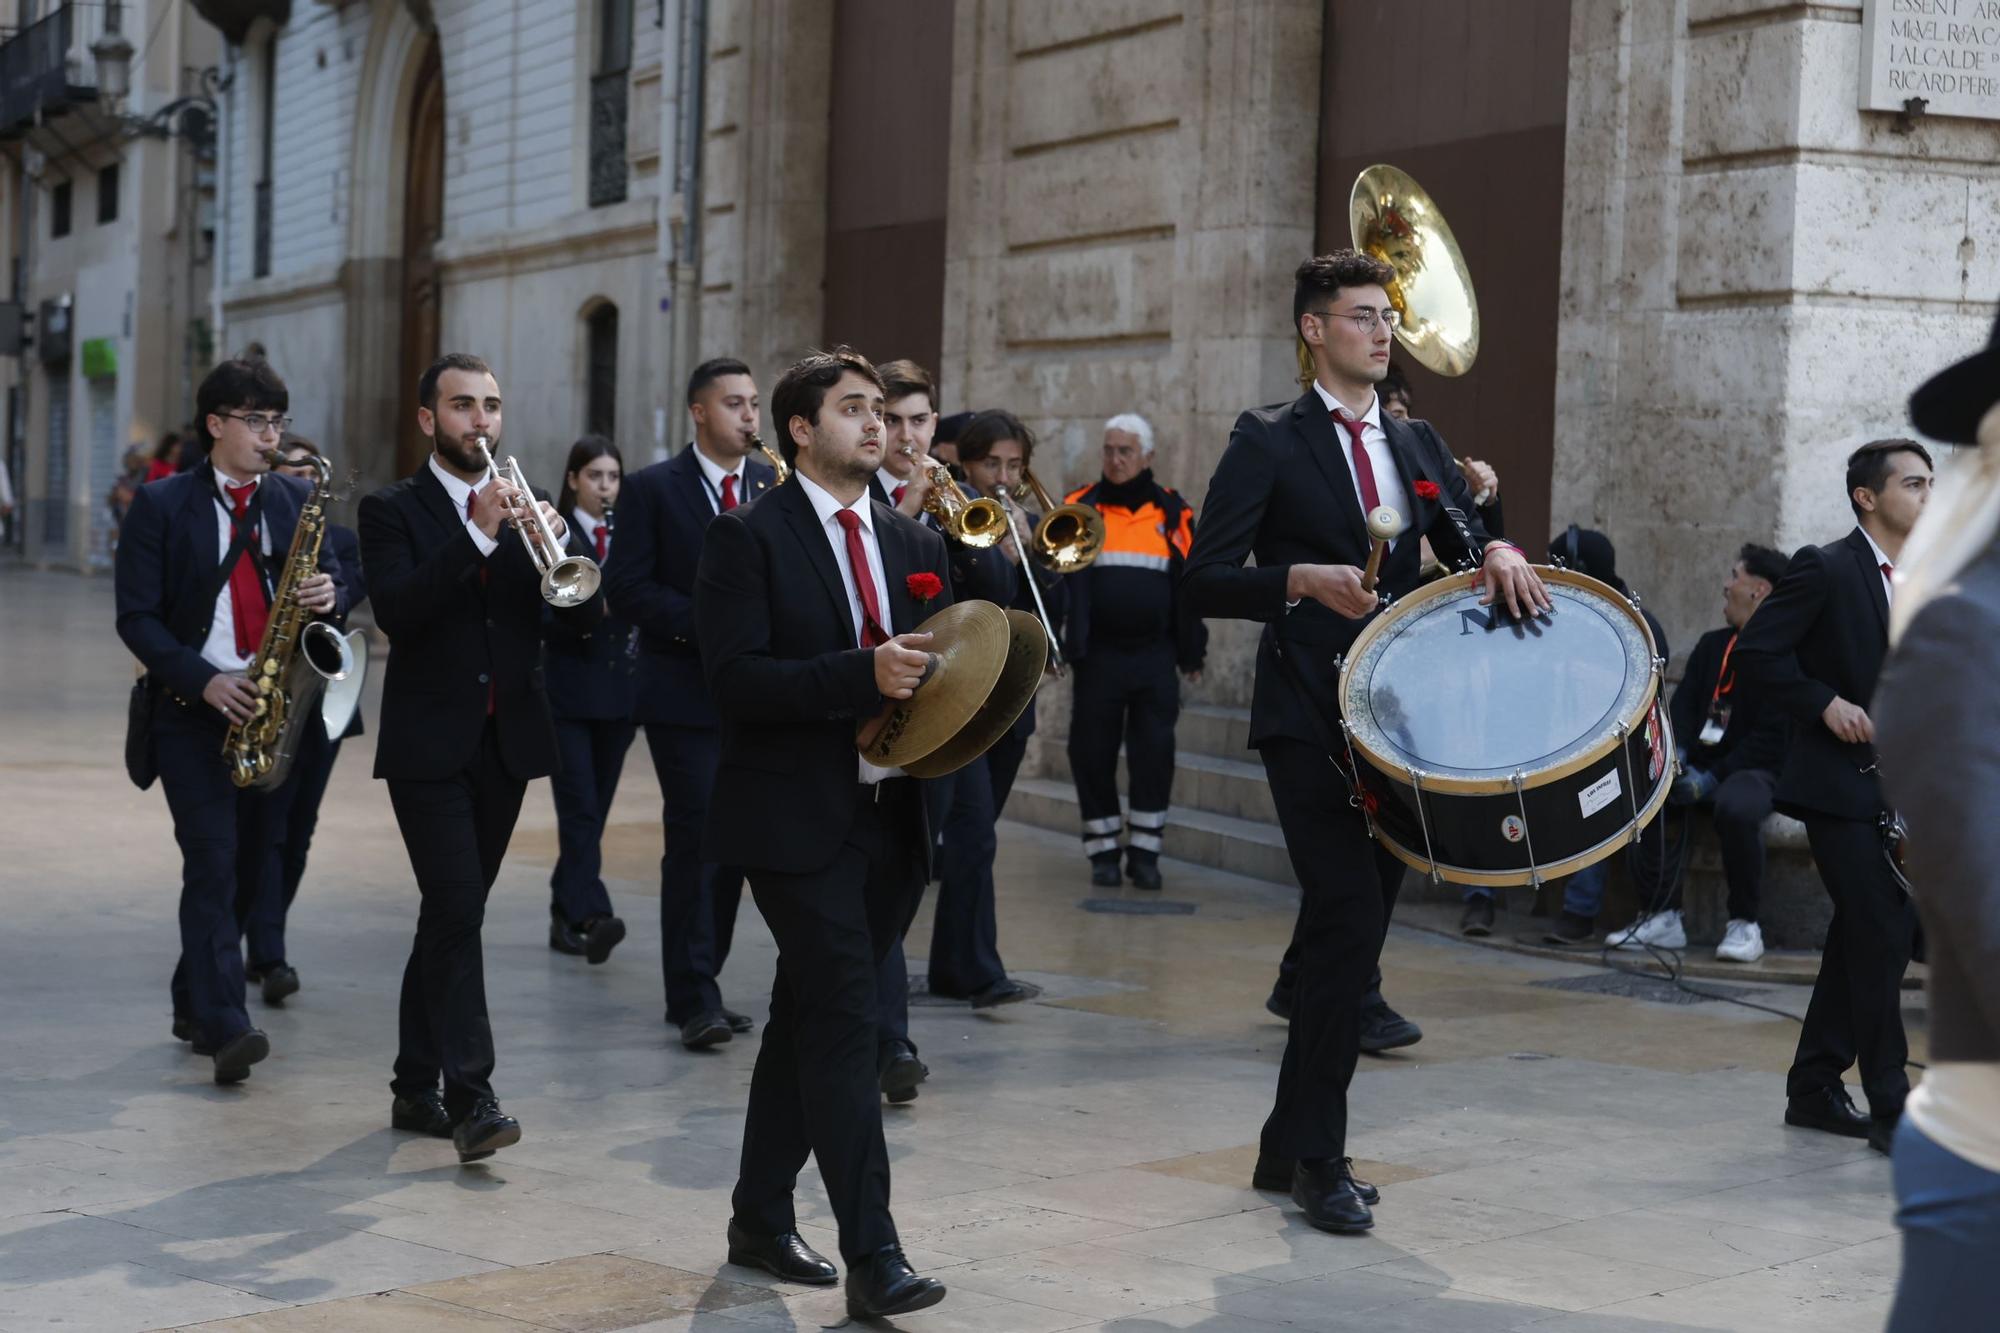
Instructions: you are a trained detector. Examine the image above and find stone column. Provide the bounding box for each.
[940,0,1322,704]
[1555,0,1998,648]
[695,0,832,383]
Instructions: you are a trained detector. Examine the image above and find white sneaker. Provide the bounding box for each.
[1715,919,1765,963]
[1605,910,1686,950]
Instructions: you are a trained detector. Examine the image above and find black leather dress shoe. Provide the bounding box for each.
[1460,896,1496,936]
[725,1220,838,1286]
[212,1029,270,1085]
[1127,857,1164,891]
[968,978,1035,1009]
[1785,1085,1871,1139]
[1264,987,1293,1022]
[549,916,587,956]
[681,1011,733,1049]
[1869,1115,1899,1156]
[722,1007,756,1034]
[1293,1159,1374,1234]
[1089,858,1122,887]
[259,964,301,1005]
[581,914,627,965]
[845,1244,946,1320]
[453,1100,521,1163]
[391,1091,455,1138]
[171,1015,194,1044]
[1358,1003,1422,1054]
[880,1045,928,1104]
[1254,1152,1377,1203]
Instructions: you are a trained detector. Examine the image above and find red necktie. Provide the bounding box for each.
[1880,561,1894,602]
[467,492,494,713]
[892,484,907,506]
[1333,413,1382,512]
[224,481,269,657]
[720,475,738,511]
[835,509,889,647]
[593,523,608,561]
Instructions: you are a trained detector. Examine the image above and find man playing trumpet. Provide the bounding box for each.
[358,352,603,1163]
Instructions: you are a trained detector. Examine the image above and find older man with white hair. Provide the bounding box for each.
[1061,413,1206,889]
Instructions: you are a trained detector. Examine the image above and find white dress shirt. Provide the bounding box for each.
[572,507,610,562]
[876,465,911,504]
[1312,381,1411,545]
[427,454,501,558]
[795,470,903,782]
[1859,525,1896,606]
[694,444,749,514]
[199,469,274,673]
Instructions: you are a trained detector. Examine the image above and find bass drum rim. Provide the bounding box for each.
[1365,752,1674,888]
[1336,565,1663,797]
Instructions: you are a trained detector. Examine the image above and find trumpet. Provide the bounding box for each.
[902,445,1004,548]
[750,432,790,484]
[1012,465,1105,573]
[471,436,602,607]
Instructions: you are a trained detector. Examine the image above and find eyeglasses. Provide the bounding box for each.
[1308,308,1402,334]
[222,412,292,434]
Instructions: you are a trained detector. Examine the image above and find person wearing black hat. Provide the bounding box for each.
[1872,332,2000,1330]
[1735,438,1932,1155]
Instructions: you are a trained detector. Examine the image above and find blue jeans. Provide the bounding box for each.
[1561,862,1609,919]
[1887,1116,2000,1331]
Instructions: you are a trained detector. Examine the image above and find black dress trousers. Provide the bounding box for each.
[732,778,926,1263]
[1256,737,1399,1161]
[387,721,527,1120]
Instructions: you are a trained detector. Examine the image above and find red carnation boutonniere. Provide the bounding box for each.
[1413,480,1441,501]
[906,572,944,604]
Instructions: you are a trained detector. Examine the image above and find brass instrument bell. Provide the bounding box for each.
[1349,164,1480,377]
[1013,465,1104,573]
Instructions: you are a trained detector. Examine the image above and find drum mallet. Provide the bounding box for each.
[1360,506,1403,593]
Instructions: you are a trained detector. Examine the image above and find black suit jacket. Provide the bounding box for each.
[1182,390,1495,748]
[1669,625,1787,784]
[115,464,347,707]
[1733,527,1889,821]
[604,446,777,727]
[695,478,952,875]
[547,524,639,722]
[358,465,603,782]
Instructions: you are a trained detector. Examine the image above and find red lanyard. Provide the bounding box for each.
[1710,633,1737,707]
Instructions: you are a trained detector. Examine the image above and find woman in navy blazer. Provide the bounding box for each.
[543,436,638,963]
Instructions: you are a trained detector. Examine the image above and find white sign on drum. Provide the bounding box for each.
[1578,769,1622,819]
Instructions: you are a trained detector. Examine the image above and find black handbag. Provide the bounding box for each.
[125,675,159,791]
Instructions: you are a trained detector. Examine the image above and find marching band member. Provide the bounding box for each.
[956,410,1069,815]
[605,358,775,1049]
[1184,251,1544,1234]
[543,436,636,964]
[867,363,1029,1109]
[115,359,344,1084]
[360,353,602,1162]
[696,347,949,1317]
[255,435,368,1007]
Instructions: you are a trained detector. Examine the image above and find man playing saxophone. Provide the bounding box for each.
[359,352,603,1163]
[114,358,345,1086]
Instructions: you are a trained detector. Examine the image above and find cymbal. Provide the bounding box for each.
[857,601,1010,771]
[902,610,1050,779]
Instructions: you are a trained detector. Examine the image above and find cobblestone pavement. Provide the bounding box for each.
[1,569,1915,1332]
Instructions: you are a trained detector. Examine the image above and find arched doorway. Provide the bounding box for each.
[397,39,444,478]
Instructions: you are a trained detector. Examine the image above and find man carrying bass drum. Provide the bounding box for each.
[1183,251,1547,1236]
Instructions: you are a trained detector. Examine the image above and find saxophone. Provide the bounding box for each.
[224,453,357,790]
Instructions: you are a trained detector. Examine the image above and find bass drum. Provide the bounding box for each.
[1336,567,1673,887]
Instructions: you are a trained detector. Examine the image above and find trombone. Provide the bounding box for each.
[996,484,1069,676]
[1014,466,1104,573]
[471,436,603,607]
[902,445,1005,548]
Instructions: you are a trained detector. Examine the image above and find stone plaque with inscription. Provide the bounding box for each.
[1862,0,2000,119]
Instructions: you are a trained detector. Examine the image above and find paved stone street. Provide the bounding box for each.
[1,569,1913,1332]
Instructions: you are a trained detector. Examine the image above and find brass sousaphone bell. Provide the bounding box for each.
[1342,164,1480,378]
[856,600,1048,779]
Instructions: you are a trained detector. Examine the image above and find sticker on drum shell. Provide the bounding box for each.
[1645,702,1667,783]
[1500,815,1526,843]
[1579,769,1622,818]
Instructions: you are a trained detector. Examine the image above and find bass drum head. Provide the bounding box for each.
[1339,568,1659,792]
